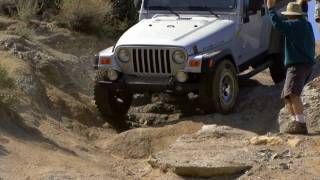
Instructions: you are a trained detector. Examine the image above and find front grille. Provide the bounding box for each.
[132,48,172,74]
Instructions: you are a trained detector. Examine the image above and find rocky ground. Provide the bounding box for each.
[0,15,319,180]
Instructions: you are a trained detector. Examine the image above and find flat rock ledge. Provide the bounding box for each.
[149,125,258,177]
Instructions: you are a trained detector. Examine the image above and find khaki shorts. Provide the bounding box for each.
[281,64,313,99]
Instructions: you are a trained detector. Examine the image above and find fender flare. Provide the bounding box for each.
[201,49,238,73]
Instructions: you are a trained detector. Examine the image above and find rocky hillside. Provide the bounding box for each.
[0,14,319,180]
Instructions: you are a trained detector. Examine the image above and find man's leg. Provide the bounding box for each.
[284,94,308,134]
[282,65,311,134]
[284,98,296,120]
[290,94,305,123]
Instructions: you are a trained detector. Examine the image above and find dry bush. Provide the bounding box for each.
[111,0,138,27]
[10,26,35,39]
[0,65,17,106]
[38,0,61,10]
[0,0,17,16]
[1,0,61,19]
[60,0,111,34]
[101,0,138,37]
[16,0,42,20]
[0,0,39,19]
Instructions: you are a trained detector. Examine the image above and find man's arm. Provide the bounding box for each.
[267,0,292,33]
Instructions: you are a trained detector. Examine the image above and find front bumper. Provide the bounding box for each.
[98,75,201,93]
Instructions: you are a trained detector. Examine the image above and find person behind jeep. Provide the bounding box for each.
[297,0,309,16]
[315,0,320,23]
[297,0,320,20]
[267,0,316,134]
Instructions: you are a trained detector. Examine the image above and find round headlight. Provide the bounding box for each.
[107,69,118,81]
[118,49,130,62]
[172,50,186,64]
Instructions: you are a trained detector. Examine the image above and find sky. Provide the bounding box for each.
[309,1,320,40]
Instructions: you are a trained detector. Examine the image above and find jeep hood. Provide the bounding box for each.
[115,15,236,54]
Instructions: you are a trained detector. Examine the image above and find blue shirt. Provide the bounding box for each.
[268,8,315,67]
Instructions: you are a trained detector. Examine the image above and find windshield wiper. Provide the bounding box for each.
[188,6,220,18]
[147,6,180,18]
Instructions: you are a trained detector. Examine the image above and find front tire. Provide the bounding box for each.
[94,70,132,132]
[200,60,239,114]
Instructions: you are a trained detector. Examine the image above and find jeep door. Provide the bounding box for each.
[236,0,272,64]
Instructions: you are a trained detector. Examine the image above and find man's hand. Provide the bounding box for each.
[297,0,309,3]
[267,0,276,9]
[297,0,310,4]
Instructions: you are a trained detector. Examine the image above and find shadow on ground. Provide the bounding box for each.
[0,104,77,156]
[160,61,320,135]
[147,77,283,135]
[0,145,9,156]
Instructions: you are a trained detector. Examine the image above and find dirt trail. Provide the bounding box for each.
[0,16,319,179]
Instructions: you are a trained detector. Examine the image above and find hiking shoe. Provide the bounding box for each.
[284,121,308,135]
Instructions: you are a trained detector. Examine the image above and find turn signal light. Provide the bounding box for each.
[209,59,215,68]
[100,57,112,65]
[189,60,201,67]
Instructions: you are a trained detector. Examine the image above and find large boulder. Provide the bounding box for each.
[149,125,258,177]
[97,121,202,159]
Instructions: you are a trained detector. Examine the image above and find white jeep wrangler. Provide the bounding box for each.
[94,0,292,131]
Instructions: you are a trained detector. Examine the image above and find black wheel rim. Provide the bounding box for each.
[110,91,132,112]
[219,71,235,106]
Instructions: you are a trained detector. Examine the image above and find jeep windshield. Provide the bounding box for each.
[144,0,236,11]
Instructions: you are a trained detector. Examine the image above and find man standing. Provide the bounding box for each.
[267,0,316,134]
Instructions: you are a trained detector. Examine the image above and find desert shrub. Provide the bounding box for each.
[102,0,138,37]
[0,0,41,19]
[0,67,15,89]
[60,0,111,34]
[38,0,61,10]
[15,0,42,20]
[1,0,61,19]
[111,0,138,27]
[102,17,129,37]
[0,65,17,106]
[0,0,17,16]
[10,26,35,39]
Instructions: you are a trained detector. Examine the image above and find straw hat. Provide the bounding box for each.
[281,2,307,16]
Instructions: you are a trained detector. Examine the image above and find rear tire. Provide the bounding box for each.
[200,60,239,114]
[269,52,286,84]
[269,31,286,84]
[94,70,132,132]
